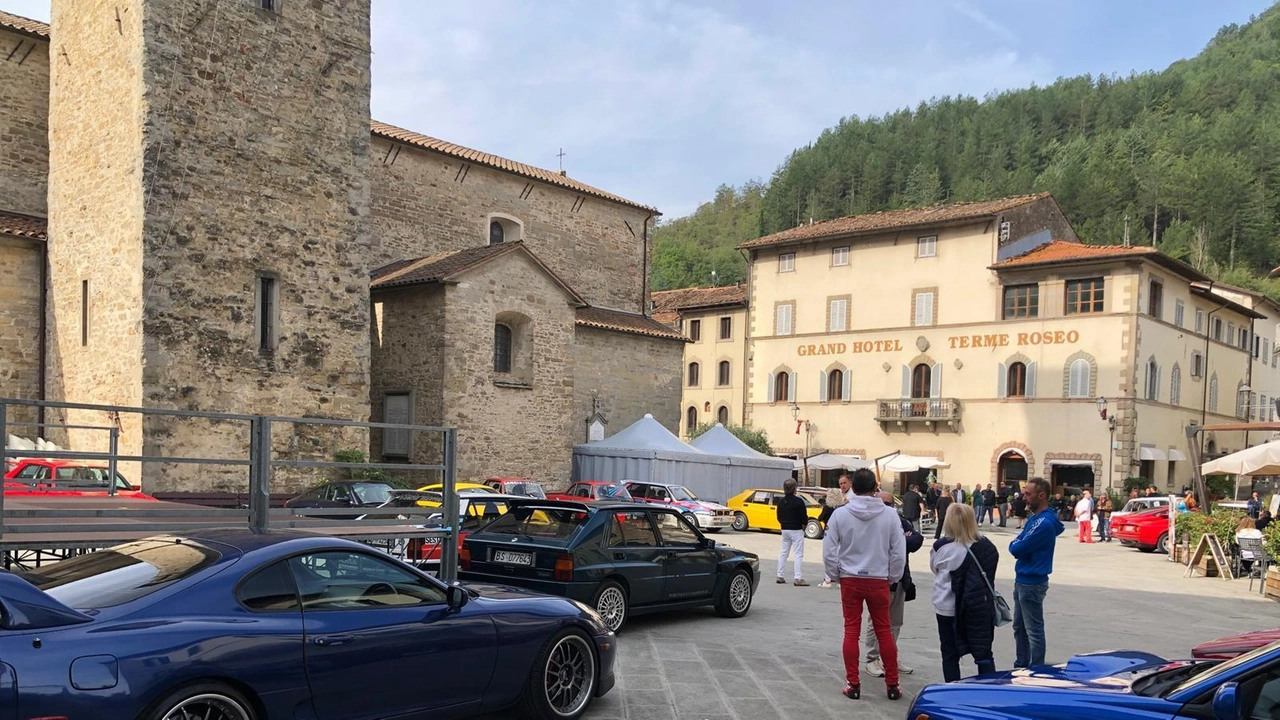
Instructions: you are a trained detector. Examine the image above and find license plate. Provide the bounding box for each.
[493,550,532,566]
[710,516,731,525]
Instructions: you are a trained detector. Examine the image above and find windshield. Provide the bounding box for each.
[352,483,392,504]
[595,484,632,501]
[668,486,698,501]
[510,483,546,499]
[17,539,221,609]
[478,506,589,544]
[1169,640,1280,697]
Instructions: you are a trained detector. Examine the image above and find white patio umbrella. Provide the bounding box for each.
[1200,440,1280,476]
[876,454,952,473]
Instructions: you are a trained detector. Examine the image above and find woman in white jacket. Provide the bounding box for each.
[931,503,999,682]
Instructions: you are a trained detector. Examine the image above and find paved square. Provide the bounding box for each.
[488,523,1273,720]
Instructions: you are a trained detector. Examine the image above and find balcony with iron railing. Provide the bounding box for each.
[875,397,962,431]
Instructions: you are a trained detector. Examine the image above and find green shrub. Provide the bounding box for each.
[1122,477,1150,494]
[1265,521,1280,561]
[1175,507,1246,548]
[332,449,413,489]
[688,422,773,455]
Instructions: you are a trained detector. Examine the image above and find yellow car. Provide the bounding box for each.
[414,482,498,507]
[726,488,825,538]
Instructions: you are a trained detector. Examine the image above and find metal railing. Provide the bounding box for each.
[875,397,962,422]
[0,397,461,581]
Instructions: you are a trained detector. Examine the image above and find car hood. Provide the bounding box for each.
[460,581,611,633]
[667,499,728,512]
[917,650,1173,706]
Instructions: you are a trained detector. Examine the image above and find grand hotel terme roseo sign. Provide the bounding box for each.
[795,330,1082,356]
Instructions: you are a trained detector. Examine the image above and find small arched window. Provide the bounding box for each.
[774,372,790,402]
[1007,362,1027,397]
[1209,374,1219,412]
[493,323,513,373]
[911,363,932,398]
[717,406,729,424]
[489,220,505,245]
[1145,359,1160,401]
[827,369,845,401]
[717,360,731,386]
[686,406,698,432]
[687,362,700,387]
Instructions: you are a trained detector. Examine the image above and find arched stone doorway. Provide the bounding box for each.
[990,442,1034,494]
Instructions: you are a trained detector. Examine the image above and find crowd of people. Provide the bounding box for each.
[787,470,1064,702]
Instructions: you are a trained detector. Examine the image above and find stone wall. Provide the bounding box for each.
[573,325,684,444]
[439,251,578,484]
[45,0,147,474]
[0,236,43,429]
[0,27,48,217]
[371,137,653,313]
[370,284,446,482]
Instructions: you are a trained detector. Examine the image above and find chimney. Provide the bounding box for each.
[559,169,567,176]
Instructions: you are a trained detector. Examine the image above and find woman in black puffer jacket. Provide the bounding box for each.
[930,503,999,682]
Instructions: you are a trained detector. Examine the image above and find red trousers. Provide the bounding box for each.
[1078,520,1093,542]
[839,577,899,686]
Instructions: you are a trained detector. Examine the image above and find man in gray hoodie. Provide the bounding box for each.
[822,469,907,701]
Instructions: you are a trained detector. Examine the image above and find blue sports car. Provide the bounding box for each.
[908,641,1280,720]
[0,529,616,720]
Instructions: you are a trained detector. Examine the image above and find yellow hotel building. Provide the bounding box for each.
[669,193,1280,494]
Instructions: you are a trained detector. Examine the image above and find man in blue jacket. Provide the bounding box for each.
[1008,476,1064,669]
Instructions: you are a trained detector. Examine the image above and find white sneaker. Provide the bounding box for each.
[818,579,832,588]
[899,663,914,675]
[866,658,885,677]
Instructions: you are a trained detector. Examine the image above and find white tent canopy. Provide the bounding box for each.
[1201,440,1280,476]
[795,453,871,472]
[877,454,951,473]
[573,415,740,502]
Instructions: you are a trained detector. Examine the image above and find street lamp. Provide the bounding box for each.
[791,403,813,485]
[1097,397,1116,490]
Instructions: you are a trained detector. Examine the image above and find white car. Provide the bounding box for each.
[1112,496,1170,519]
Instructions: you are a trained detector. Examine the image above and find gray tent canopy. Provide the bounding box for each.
[572,415,749,503]
[688,424,794,497]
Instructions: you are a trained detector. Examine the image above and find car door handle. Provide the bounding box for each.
[666,551,680,558]
[312,634,355,646]
[613,552,625,560]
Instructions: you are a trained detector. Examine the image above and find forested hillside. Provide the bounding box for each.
[652,6,1280,293]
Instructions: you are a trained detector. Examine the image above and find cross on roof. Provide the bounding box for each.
[557,148,566,171]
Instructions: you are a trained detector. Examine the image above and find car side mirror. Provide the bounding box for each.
[701,537,716,549]
[446,583,469,612]
[1212,682,1240,720]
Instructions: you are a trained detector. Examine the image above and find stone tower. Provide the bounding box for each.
[46,0,373,490]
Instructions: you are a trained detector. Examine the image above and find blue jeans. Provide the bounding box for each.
[975,504,986,523]
[1013,582,1049,668]
[1096,515,1110,540]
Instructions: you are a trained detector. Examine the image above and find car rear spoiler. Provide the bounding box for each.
[0,571,93,630]
[507,498,597,512]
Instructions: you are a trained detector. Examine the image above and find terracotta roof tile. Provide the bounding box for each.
[0,10,48,39]
[371,121,656,214]
[990,240,1159,268]
[0,210,47,240]
[651,310,680,327]
[740,193,1052,250]
[370,244,515,289]
[650,285,747,314]
[576,307,687,341]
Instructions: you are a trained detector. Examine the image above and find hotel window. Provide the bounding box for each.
[1067,358,1092,398]
[832,246,849,266]
[1064,278,1104,314]
[1007,362,1027,397]
[1228,322,1237,345]
[825,368,847,401]
[913,290,936,327]
[917,235,937,258]
[719,316,732,340]
[1265,338,1271,364]
[1144,359,1160,401]
[775,303,794,336]
[1212,318,1224,342]
[688,319,701,342]
[1170,365,1181,405]
[767,369,796,403]
[1147,279,1163,319]
[1190,351,1204,378]
[1209,374,1219,412]
[1195,309,1204,334]
[778,253,795,272]
[717,405,729,425]
[828,298,848,332]
[1174,300,1185,328]
[687,362,700,387]
[1002,284,1039,319]
[717,360,731,387]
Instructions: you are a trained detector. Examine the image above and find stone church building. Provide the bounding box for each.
[0,3,683,489]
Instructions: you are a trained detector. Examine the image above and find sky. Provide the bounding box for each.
[5,1,1277,219]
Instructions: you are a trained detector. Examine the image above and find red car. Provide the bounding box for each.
[1110,506,1171,553]
[1192,629,1280,659]
[4,458,154,500]
[544,480,634,502]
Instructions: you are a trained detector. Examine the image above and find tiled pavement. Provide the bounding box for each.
[489,525,1273,720]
